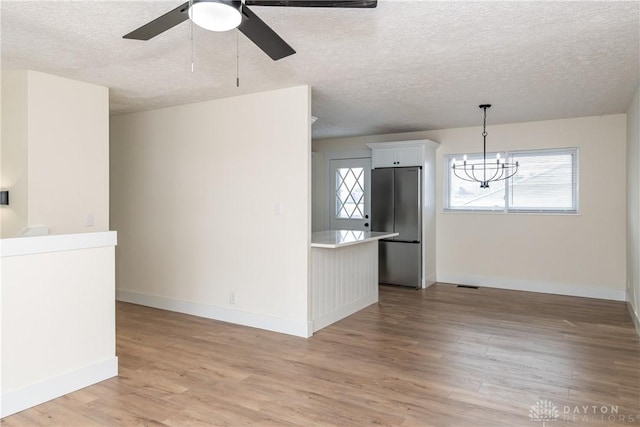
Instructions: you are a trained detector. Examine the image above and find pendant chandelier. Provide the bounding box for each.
[451,104,519,188]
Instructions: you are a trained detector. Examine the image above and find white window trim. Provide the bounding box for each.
[444,147,579,214]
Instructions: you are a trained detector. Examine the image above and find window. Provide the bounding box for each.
[335,167,365,219]
[445,148,578,213]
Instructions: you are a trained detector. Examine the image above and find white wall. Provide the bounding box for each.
[313,114,627,300]
[434,115,626,299]
[626,85,640,333]
[110,86,312,337]
[27,71,110,234]
[1,232,118,417]
[0,70,109,237]
[1,71,28,237]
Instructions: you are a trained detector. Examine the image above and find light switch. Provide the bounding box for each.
[274,203,283,216]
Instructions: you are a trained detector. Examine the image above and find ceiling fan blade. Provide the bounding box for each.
[123,2,190,40]
[238,5,296,61]
[245,0,377,7]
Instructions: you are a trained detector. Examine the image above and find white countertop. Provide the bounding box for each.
[311,230,399,249]
[1,231,117,257]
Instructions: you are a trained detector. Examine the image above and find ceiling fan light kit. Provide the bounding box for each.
[188,0,242,32]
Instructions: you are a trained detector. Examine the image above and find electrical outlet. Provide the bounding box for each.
[229,291,236,305]
[85,214,94,227]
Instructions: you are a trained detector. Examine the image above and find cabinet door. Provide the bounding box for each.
[372,148,397,168]
[396,146,423,167]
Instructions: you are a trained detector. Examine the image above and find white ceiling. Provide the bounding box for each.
[2,0,639,139]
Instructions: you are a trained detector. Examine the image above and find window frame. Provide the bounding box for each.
[444,147,579,214]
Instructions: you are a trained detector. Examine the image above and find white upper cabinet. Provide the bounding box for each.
[367,140,439,168]
[371,148,400,167]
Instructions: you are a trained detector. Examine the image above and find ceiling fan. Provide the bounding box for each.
[124,0,377,61]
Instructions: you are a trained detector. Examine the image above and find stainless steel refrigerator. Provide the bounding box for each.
[371,167,422,288]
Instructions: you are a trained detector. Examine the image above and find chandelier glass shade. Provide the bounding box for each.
[451,104,519,188]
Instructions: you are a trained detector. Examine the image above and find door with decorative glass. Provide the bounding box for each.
[329,158,372,231]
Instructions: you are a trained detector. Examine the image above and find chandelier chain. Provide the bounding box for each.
[482,106,488,137]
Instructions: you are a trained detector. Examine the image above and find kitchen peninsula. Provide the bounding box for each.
[310,230,398,332]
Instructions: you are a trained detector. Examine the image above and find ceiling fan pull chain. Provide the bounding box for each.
[190,0,195,73]
[236,0,244,86]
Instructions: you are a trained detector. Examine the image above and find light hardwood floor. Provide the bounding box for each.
[3,284,639,426]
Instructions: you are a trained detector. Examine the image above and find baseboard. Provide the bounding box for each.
[1,356,118,418]
[437,274,626,301]
[117,289,312,338]
[423,274,437,289]
[312,293,378,332]
[627,299,640,339]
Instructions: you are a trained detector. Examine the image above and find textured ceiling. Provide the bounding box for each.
[2,0,639,139]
